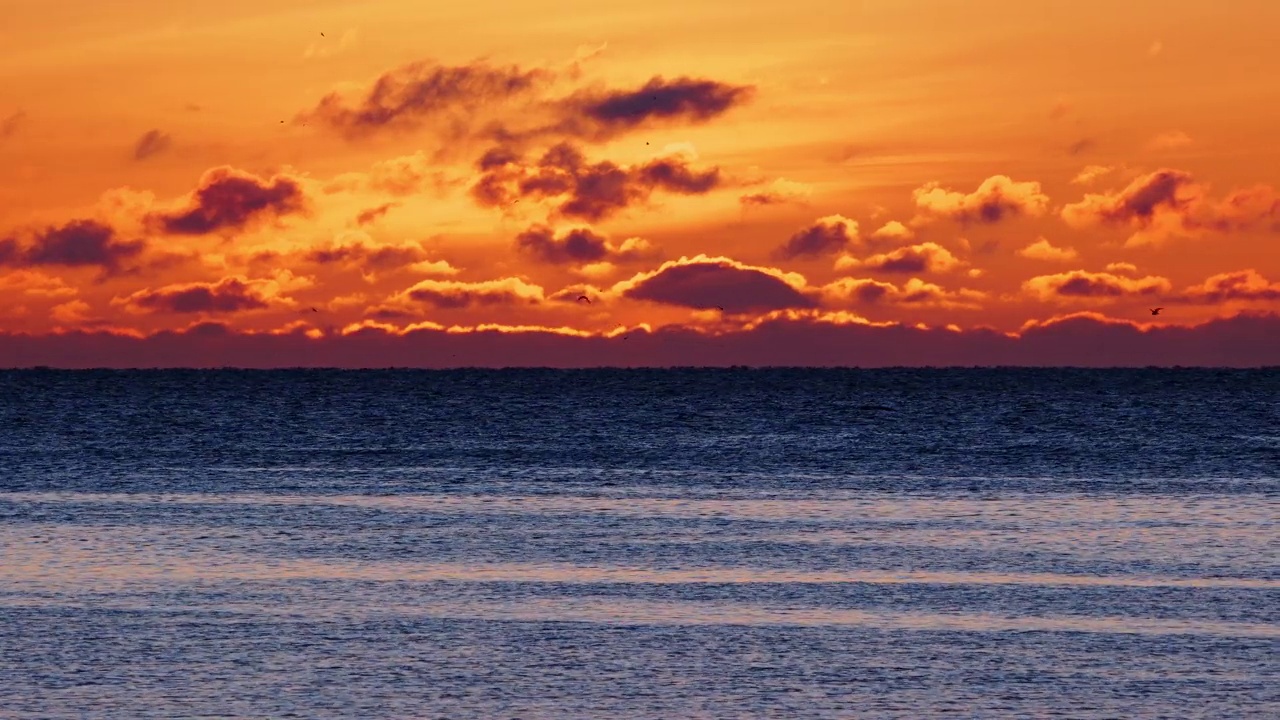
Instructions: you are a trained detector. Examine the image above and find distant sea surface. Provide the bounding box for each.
[1,368,1277,719]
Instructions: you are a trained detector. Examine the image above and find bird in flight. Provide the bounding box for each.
[1149,307,1163,315]
[576,295,591,304]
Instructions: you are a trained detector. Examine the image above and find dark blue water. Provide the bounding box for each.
[1,369,1277,718]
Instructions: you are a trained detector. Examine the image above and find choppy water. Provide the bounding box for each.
[1,368,1277,718]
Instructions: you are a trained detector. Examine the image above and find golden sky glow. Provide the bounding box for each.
[1,0,1278,366]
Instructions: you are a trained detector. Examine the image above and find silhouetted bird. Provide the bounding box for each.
[320,32,325,37]
[311,307,319,313]
[576,295,591,304]
[1149,307,1163,315]
[715,305,725,312]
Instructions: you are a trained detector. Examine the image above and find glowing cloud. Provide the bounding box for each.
[820,277,986,309]
[1017,238,1079,262]
[1022,270,1172,303]
[398,277,546,309]
[913,175,1049,224]
[1174,270,1280,304]
[836,242,964,274]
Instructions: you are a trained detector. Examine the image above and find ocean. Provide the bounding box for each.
[1,368,1276,718]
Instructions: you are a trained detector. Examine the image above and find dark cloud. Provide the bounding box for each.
[0,219,145,275]
[633,157,720,193]
[148,167,307,235]
[470,173,516,207]
[1066,137,1096,156]
[478,76,754,146]
[4,312,1278,368]
[298,60,553,139]
[553,76,754,141]
[829,278,894,304]
[583,77,752,125]
[120,278,272,314]
[477,146,522,170]
[303,240,436,273]
[354,202,398,226]
[515,224,659,265]
[132,129,172,161]
[470,142,722,222]
[620,258,816,314]
[773,216,857,260]
[297,57,750,149]
[872,255,927,273]
[0,238,18,264]
[0,110,24,139]
[516,225,608,264]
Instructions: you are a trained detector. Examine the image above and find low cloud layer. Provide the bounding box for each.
[3,312,1276,368]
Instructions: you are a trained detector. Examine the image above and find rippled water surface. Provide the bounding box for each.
[1,369,1277,718]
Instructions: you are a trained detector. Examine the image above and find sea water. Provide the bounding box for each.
[1,368,1276,718]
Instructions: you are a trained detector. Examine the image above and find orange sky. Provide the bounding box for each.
[1,0,1278,366]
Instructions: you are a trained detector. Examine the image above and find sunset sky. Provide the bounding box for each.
[2,0,1278,366]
